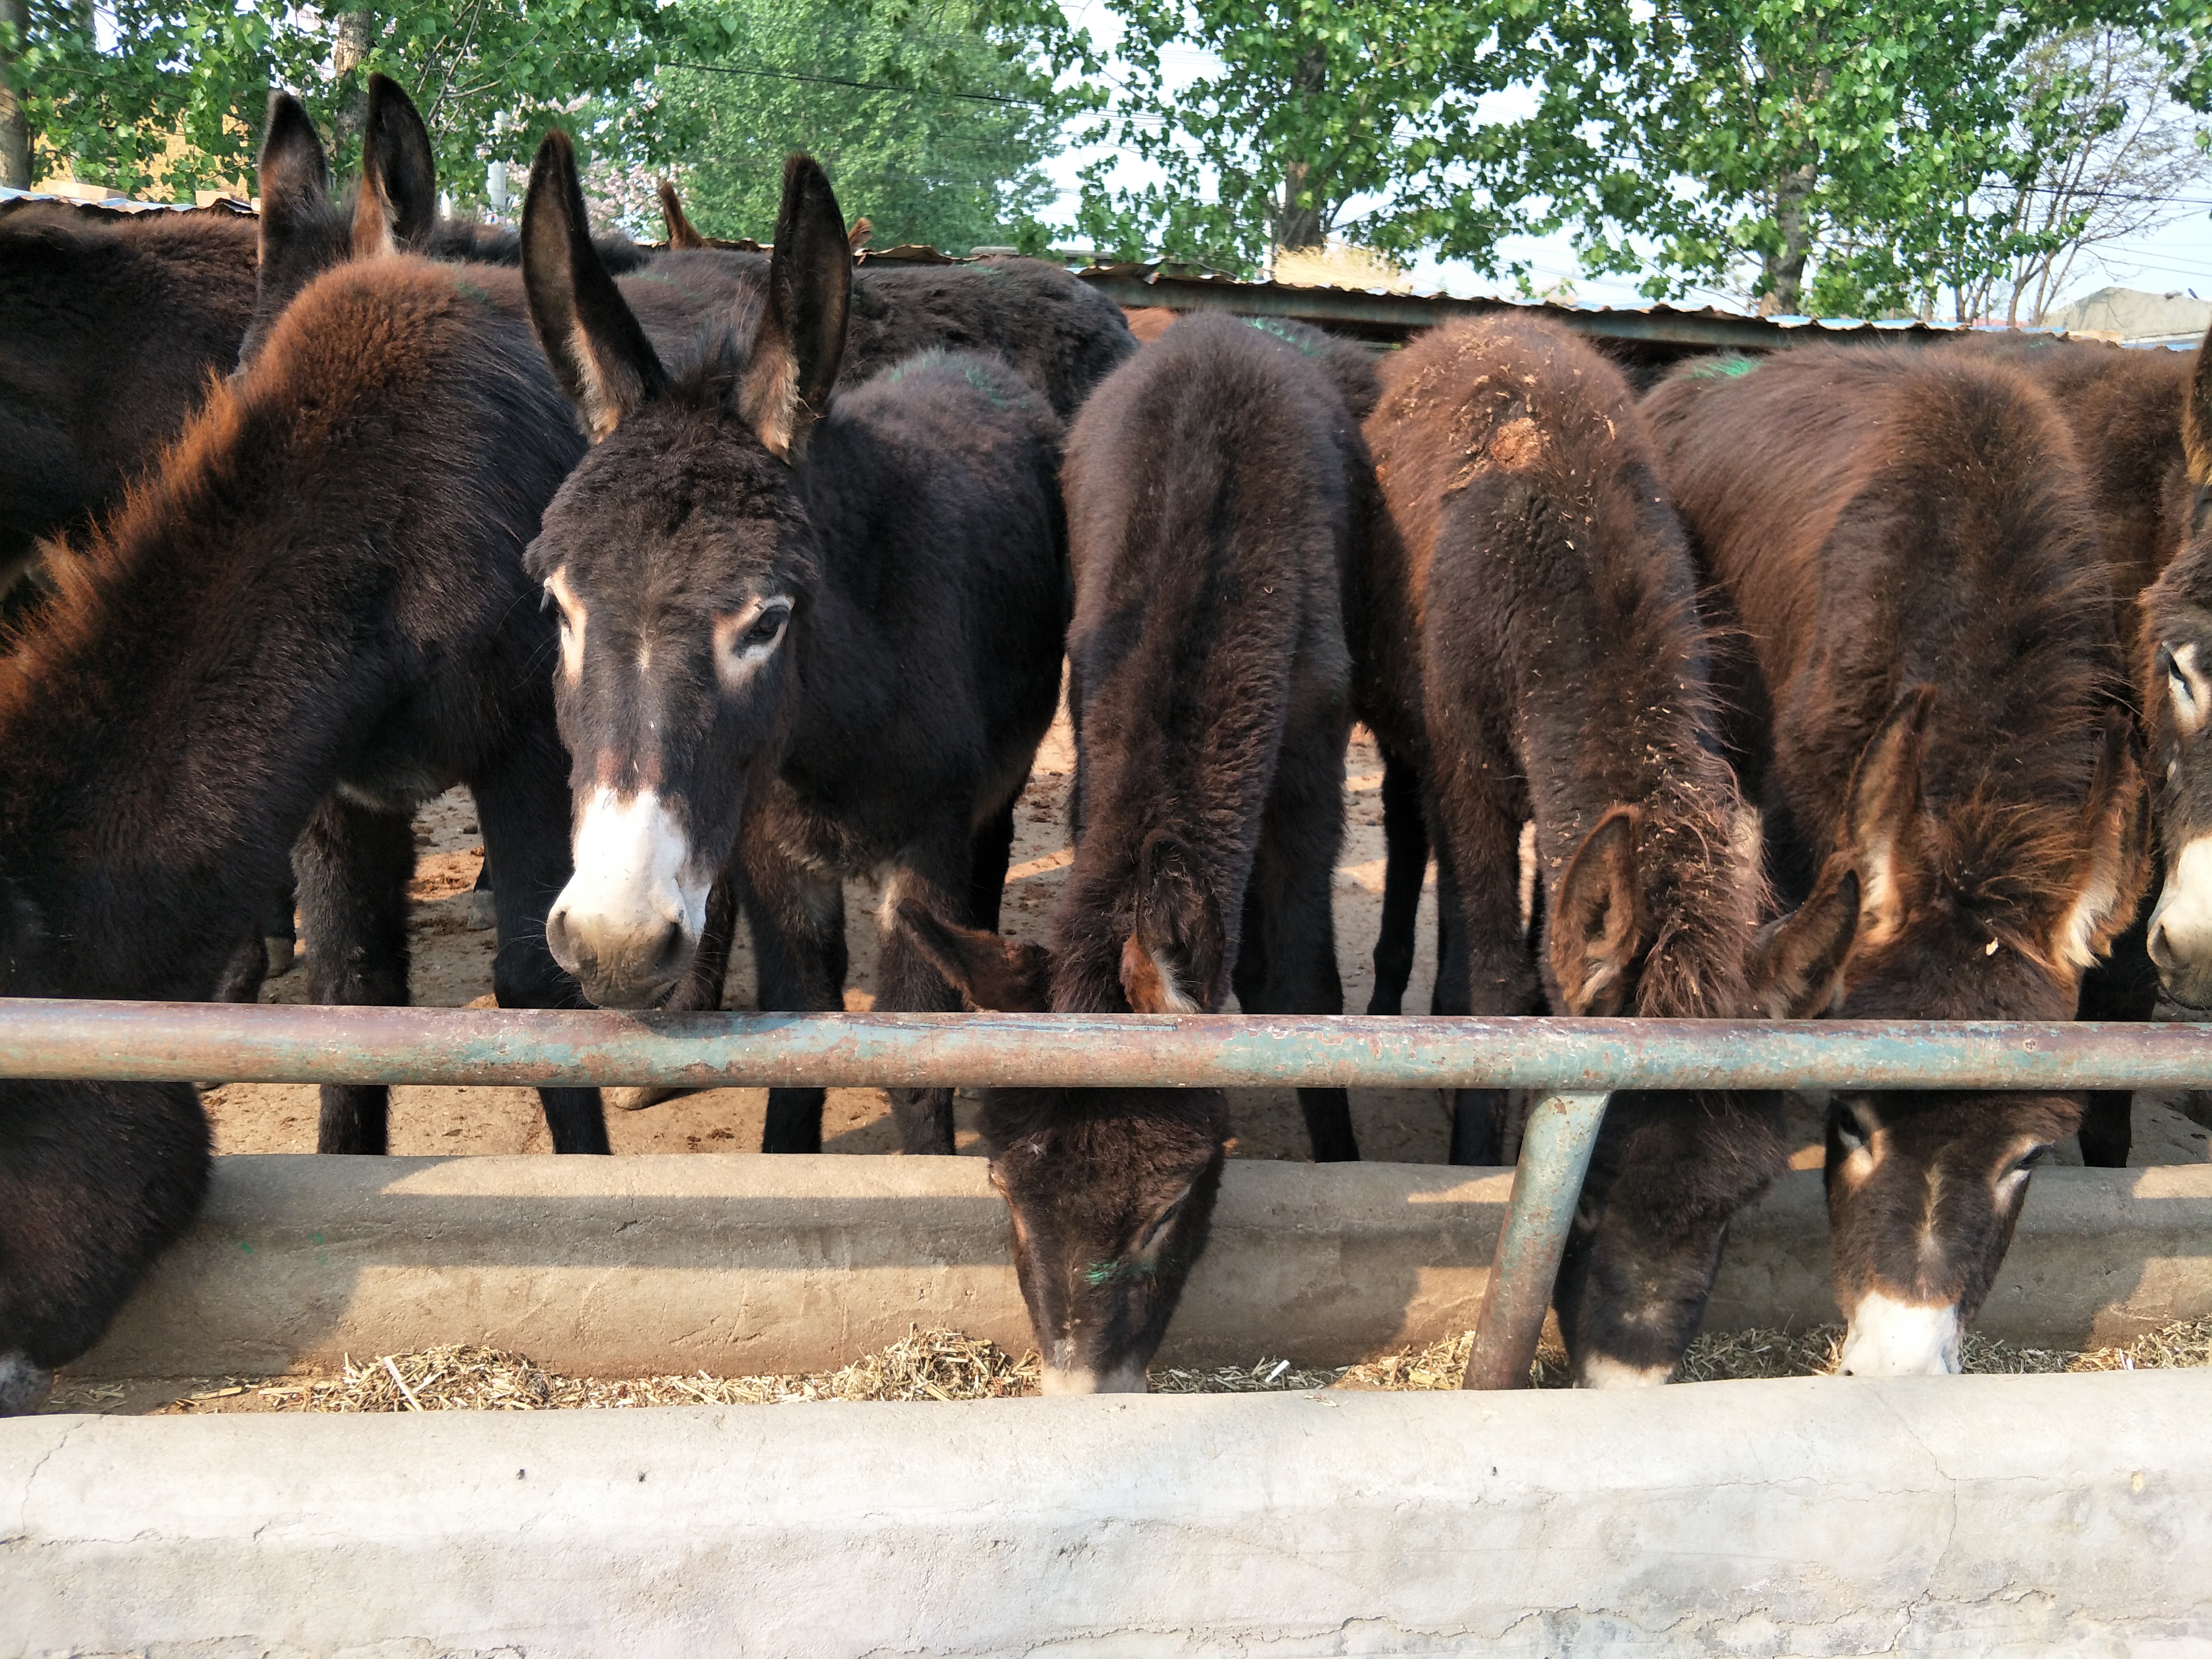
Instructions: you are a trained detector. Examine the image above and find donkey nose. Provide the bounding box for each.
[546,903,691,1009]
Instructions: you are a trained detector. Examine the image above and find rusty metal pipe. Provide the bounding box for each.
[1462,1092,1611,1390]
[0,1001,2210,1091]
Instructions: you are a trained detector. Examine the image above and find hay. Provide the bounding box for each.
[127,1315,2212,1416]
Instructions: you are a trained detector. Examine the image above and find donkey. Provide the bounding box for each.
[1941,334,2198,1161]
[244,79,654,368]
[888,310,1375,1389]
[1360,317,1776,1384]
[518,135,1068,1156]
[0,199,257,600]
[1644,346,2148,1376]
[0,232,710,1408]
[2134,334,2212,1009]
[649,180,1134,425]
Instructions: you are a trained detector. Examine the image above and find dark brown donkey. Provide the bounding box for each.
[1363,316,1774,1385]
[650,179,1135,425]
[1943,335,2196,1164]
[519,135,1068,1156]
[0,199,257,601]
[0,240,687,1411]
[1645,346,2148,1376]
[2137,331,2212,1010]
[890,311,1374,1389]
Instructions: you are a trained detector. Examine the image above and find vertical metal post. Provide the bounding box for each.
[1461,1091,1611,1390]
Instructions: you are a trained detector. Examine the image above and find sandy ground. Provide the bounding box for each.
[203,712,2212,1170]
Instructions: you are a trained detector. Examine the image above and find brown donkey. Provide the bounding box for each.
[1945,335,2195,1157]
[0,240,676,1411]
[892,312,1375,1389]
[1646,346,2148,1376]
[2136,330,2212,1009]
[1363,316,1774,1384]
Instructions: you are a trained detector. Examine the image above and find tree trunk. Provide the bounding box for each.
[1758,160,1816,316]
[331,9,375,153]
[0,0,33,190]
[1274,159,1323,253]
[1269,48,1330,256]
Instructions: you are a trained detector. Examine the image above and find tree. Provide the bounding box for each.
[1061,0,1546,275]
[1515,0,2192,318]
[1950,27,2212,325]
[12,0,667,203]
[643,0,1070,251]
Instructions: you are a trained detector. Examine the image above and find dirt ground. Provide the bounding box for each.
[203,711,2212,1170]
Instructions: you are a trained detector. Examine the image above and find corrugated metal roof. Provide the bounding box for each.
[8,190,2183,355]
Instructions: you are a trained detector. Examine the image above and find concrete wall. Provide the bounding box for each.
[10,1371,2212,1655]
[70,1155,2212,1379]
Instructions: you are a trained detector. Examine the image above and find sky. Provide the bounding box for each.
[1038,7,2212,319]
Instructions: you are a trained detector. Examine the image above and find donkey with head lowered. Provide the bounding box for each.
[1646,346,2148,1376]
[519,135,1068,1156]
[891,311,1375,1389]
[1359,316,1776,1384]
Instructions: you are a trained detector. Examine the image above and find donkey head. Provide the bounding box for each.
[891,899,1228,1394]
[522,131,848,1008]
[241,76,439,365]
[2141,344,2212,1007]
[1751,684,2144,1374]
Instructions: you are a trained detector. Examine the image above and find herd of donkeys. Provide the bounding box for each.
[4,72,2212,1413]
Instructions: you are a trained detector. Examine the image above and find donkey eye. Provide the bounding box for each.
[2010,1144,2051,1176]
[1833,1108,1870,1153]
[744,608,788,648]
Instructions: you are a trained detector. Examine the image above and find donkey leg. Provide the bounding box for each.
[744,838,847,1154]
[968,797,1019,932]
[876,839,979,1155]
[294,795,414,1155]
[1426,763,1535,1166]
[1368,745,1429,1016]
[1255,726,1358,1161]
[473,757,609,1154]
[2076,896,2156,1168]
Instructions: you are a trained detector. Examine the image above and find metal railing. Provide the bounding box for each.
[6,998,2207,1391]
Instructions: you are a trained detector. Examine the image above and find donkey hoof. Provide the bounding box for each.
[467,889,499,931]
[264,936,296,978]
[608,1084,692,1113]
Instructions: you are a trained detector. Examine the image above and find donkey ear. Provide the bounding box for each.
[1120,833,1225,1014]
[2051,709,2150,971]
[892,901,1053,1013]
[1550,807,1647,1016]
[255,91,329,270]
[1840,684,1935,947]
[739,154,850,460]
[353,73,438,258]
[657,179,708,249]
[522,129,667,442]
[1753,868,1862,1019]
[240,93,338,365]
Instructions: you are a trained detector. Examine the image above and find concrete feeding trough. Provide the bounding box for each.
[12,1371,2212,1654]
[62,1153,2212,1379]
